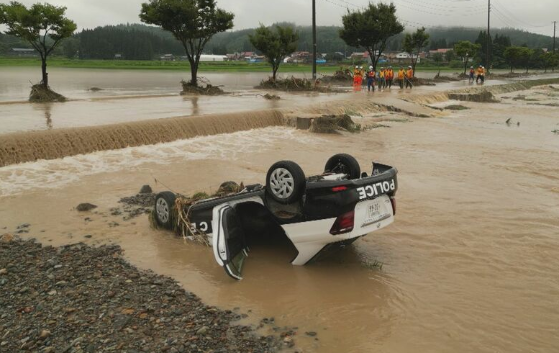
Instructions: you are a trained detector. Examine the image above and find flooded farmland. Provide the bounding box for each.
[1,67,559,352]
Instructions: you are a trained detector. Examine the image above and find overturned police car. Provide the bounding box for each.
[153,154,398,280]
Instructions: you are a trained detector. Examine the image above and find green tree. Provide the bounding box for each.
[402,27,429,77]
[445,50,455,62]
[542,52,559,72]
[454,41,481,74]
[140,0,234,86]
[249,25,299,81]
[504,46,532,73]
[62,36,79,59]
[339,3,404,71]
[431,52,443,63]
[0,2,76,88]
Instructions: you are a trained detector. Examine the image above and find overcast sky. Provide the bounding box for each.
[12,0,558,37]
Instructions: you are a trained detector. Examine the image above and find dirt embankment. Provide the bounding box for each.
[0,235,292,352]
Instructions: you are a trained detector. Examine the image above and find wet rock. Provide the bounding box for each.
[76,203,97,212]
[17,223,31,229]
[39,329,51,339]
[305,331,317,337]
[0,233,14,243]
[139,185,153,194]
[196,326,209,335]
[84,234,93,239]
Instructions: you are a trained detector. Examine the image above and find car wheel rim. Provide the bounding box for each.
[270,168,294,199]
[156,198,170,223]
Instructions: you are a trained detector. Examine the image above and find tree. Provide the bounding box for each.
[140,0,234,86]
[504,46,532,73]
[454,41,481,74]
[431,52,443,63]
[339,3,404,71]
[62,37,79,59]
[0,2,76,88]
[249,25,298,81]
[402,27,429,77]
[542,52,559,73]
[445,50,455,62]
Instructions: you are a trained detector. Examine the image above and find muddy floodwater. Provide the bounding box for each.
[1,69,559,352]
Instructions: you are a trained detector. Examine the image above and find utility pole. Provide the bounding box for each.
[487,0,491,72]
[312,0,317,80]
[553,21,556,53]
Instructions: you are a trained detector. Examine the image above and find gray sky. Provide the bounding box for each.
[12,0,558,36]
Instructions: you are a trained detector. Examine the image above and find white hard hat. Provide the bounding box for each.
[369,66,373,70]
[408,65,412,68]
[355,66,359,68]
[360,66,363,69]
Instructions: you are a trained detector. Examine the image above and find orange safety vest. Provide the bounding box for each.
[398,70,405,79]
[354,69,361,77]
[406,69,413,79]
[388,69,394,79]
[477,68,484,75]
[367,70,376,78]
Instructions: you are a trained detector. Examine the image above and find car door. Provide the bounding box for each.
[212,204,248,280]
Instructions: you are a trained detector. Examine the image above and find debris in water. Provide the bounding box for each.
[257,76,330,92]
[29,84,66,103]
[506,118,512,125]
[552,129,559,135]
[309,115,361,134]
[444,105,470,111]
[76,203,97,212]
[263,93,281,100]
[180,80,224,96]
[139,185,152,194]
[88,87,103,92]
[517,122,520,127]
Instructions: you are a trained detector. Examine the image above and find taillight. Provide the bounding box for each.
[390,197,396,215]
[331,186,347,192]
[330,210,355,235]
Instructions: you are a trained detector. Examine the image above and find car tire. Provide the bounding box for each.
[324,153,361,179]
[154,191,177,230]
[266,161,306,204]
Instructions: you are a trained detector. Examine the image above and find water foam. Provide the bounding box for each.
[0,127,321,197]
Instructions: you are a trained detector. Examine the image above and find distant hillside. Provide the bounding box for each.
[1,23,554,59]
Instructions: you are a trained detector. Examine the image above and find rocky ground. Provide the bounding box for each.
[0,234,297,353]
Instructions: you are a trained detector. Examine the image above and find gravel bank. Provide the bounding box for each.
[0,235,287,352]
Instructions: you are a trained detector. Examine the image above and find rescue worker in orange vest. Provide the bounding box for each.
[397,67,405,89]
[366,66,376,92]
[386,66,394,89]
[360,66,367,88]
[405,66,414,89]
[353,65,361,86]
[476,65,485,84]
[378,67,385,90]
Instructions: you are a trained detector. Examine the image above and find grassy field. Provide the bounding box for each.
[0,57,457,72]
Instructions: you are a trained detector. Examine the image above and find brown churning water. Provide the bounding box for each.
[0,110,285,167]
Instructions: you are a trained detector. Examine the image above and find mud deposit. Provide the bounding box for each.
[0,236,287,352]
[1,77,559,353]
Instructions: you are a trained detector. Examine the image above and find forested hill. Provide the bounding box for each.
[1,23,554,59]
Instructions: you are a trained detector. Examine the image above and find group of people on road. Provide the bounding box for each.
[353,65,414,92]
[469,65,486,84]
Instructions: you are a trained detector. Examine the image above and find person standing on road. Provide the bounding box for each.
[469,66,475,83]
[397,67,405,89]
[386,66,394,89]
[378,67,386,91]
[476,65,485,84]
[405,65,414,89]
[353,65,361,87]
[366,66,376,92]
